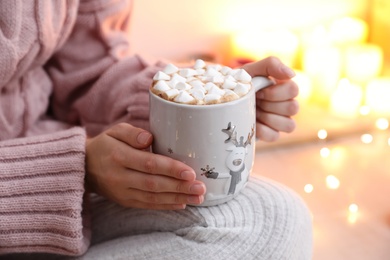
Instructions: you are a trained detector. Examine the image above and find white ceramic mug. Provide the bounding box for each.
[149,76,272,206]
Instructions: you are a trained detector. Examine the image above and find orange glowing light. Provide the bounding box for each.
[347,203,360,224]
[347,213,358,224]
[320,147,330,158]
[359,105,371,116]
[376,118,389,130]
[326,175,340,189]
[293,71,312,103]
[361,134,373,144]
[330,78,363,119]
[302,46,341,102]
[232,29,299,67]
[366,78,390,116]
[317,129,328,140]
[304,184,314,193]
[345,44,384,84]
[328,17,369,46]
[349,203,359,213]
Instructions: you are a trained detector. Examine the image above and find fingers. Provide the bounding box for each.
[108,169,206,208]
[86,123,207,209]
[112,144,197,182]
[256,112,296,134]
[119,169,206,195]
[115,188,204,210]
[256,123,280,142]
[116,200,187,210]
[107,160,206,208]
[241,56,296,80]
[106,123,196,181]
[106,123,153,149]
[256,80,299,102]
[257,99,299,117]
[119,188,204,207]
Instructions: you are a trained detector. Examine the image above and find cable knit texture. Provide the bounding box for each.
[0,127,89,255]
[77,176,313,260]
[0,0,159,256]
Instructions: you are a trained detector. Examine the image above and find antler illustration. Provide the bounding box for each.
[222,122,238,145]
[244,125,255,147]
[222,122,254,147]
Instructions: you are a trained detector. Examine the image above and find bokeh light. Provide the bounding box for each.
[375,118,389,130]
[361,134,373,144]
[304,184,314,193]
[317,129,328,140]
[326,175,340,189]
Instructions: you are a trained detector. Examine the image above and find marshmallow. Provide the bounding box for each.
[189,79,204,89]
[204,67,220,77]
[151,59,253,105]
[208,85,226,96]
[171,73,187,83]
[153,71,170,81]
[220,66,232,75]
[174,90,195,104]
[207,64,222,72]
[153,80,171,92]
[175,82,192,90]
[223,89,240,101]
[234,69,252,83]
[234,83,251,96]
[190,88,205,101]
[204,94,221,104]
[204,82,217,91]
[162,88,180,100]
[225,74,236,82]
[227,69,240,76]
[163,64,179,74]
[168,73,187,88]
[208,74,225,84]
[222,77,237,89]
[194,59,206,69]
[179,68,197,77]
[186,76,197,82]
[197,76,208,82]
[195,68,206,75]
[191,84,206,94]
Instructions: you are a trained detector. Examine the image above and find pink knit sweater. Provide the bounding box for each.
[0,0,160,256]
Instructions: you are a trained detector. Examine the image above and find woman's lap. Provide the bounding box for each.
[7,176,312,260]
[79,176,313,260]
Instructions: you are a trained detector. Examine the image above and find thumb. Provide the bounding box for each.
[106,123,153,149]
[242,56,296,80]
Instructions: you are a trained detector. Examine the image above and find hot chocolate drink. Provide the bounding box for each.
[149,60,273,206]
[151,59,253,105]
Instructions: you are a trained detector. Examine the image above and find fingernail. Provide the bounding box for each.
[187,195,203,204]
[173,204,186,210]
[281,65,296,78]
[180,171,195,181]
[190,183,205,194]
[137,131,152,145]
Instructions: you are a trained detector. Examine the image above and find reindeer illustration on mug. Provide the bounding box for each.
[202,122,255,195]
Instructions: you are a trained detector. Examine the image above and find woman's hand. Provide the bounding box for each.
[242,56,300,142]
[85,123,206,210]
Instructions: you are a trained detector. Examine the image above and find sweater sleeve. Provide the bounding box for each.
[0,127,90,256]
[46,0,164,137]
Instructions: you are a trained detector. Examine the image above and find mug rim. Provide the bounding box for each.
[149,87,255,109]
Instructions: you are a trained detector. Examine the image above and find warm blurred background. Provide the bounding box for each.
[130,1,390,259]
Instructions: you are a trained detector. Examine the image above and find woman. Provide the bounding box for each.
[0,0,312,259]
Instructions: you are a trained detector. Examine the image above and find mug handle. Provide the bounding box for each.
[251,76,274,92]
